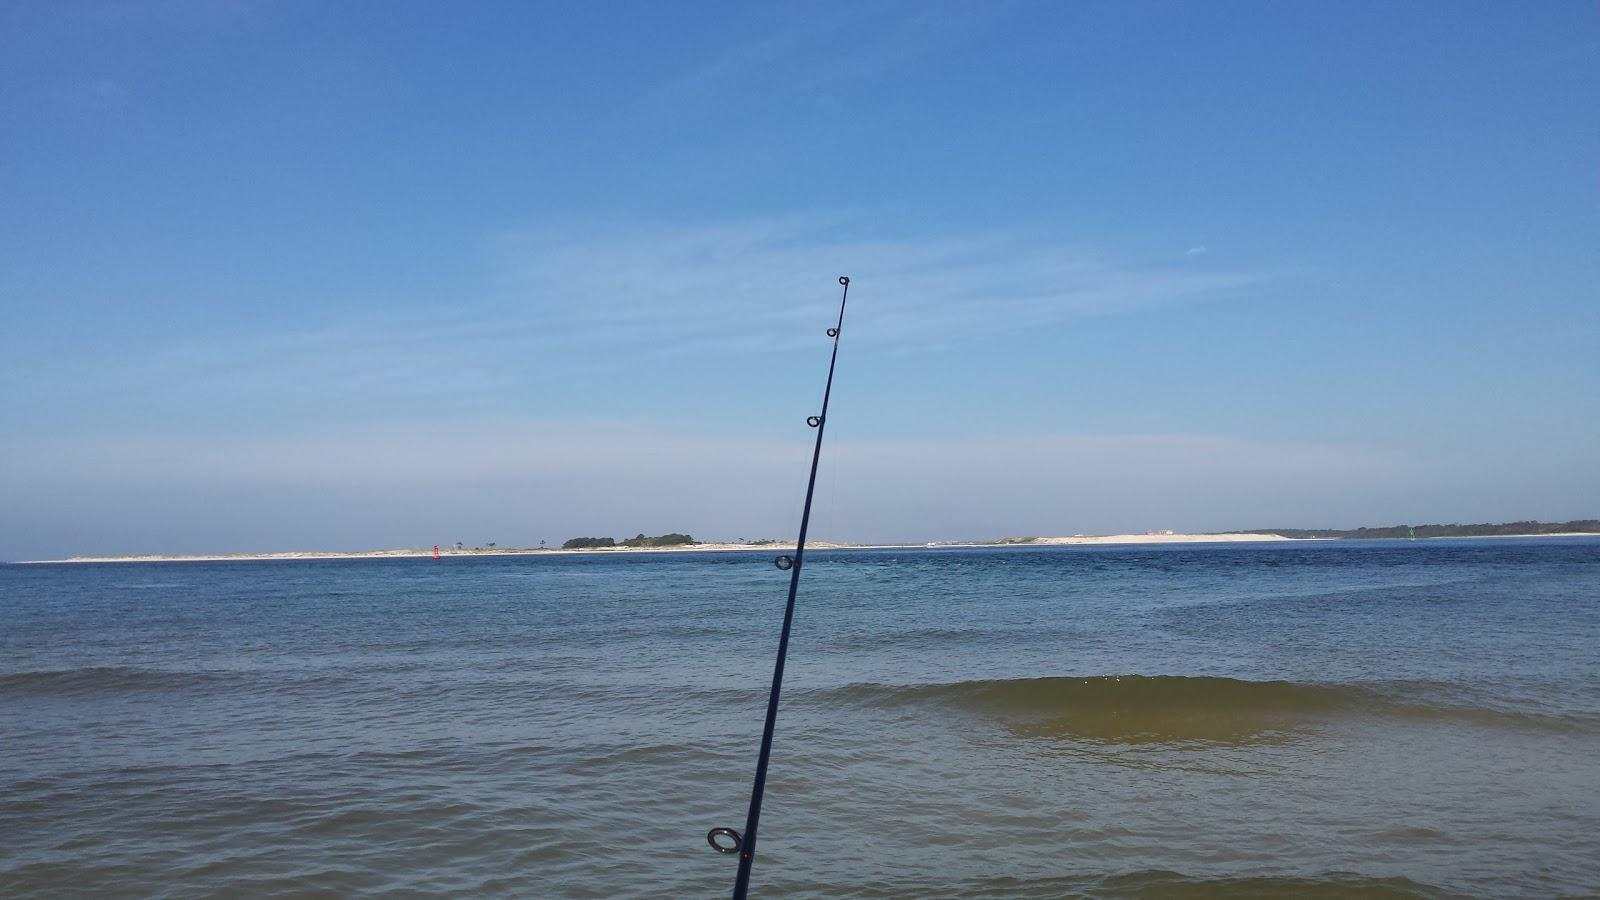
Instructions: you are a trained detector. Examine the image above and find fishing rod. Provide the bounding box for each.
[706,275,851,899]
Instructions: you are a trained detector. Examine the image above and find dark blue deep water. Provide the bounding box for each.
[3,538,1598,898]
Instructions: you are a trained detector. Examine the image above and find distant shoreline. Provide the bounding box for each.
[24,533,1287,563]
[18,531,1598,564]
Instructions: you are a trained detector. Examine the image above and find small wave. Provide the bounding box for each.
[0,667,237,697]
[800,869,1448,898]
[830,626,1012,652]
[823,675,1590,744]
[1099,869,1449,899]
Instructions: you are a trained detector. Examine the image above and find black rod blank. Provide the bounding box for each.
[711,276,851,900]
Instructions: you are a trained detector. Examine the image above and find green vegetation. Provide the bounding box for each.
[561,537,617,549]
[1231,520,1600,539]
[621,533,696,547]
[561,533,698,549]
[993,536,1041,544]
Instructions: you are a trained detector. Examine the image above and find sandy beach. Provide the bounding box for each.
[1026,532,1294,545]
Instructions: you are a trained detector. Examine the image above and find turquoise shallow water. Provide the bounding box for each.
[2,538,1598,897]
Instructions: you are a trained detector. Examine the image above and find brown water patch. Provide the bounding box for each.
[824,675,1591,746]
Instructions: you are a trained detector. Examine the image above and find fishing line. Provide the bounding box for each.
[708,276,851,900]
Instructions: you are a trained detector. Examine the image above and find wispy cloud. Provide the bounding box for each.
[639,3,1011,117]
[127,216,1266,399]
[487,217,1265,356]
[49,222,1252,442]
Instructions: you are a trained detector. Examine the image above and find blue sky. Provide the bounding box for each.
[2,1,1596,558]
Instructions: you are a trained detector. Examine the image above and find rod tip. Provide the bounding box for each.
[838,275,850,286]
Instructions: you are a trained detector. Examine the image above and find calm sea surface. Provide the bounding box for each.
[2,539,1598,898]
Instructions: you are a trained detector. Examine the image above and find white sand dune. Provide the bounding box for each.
[1028,532,1292,545]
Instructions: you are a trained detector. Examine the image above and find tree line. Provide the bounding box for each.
[1232,520,1600,539]
[561,533,697,549]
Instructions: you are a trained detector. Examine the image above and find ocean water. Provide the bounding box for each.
[2,539,1597,898]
